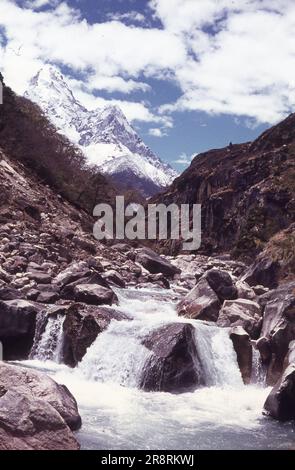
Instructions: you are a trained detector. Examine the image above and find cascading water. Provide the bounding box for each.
[194,322,243,387]
[31,314,65,362]
[21,287,295,450]
[77,319,153,387]
[251,348,267,386]
[77,288,242,389]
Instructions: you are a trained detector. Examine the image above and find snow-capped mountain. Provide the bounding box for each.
[24,65,178,196]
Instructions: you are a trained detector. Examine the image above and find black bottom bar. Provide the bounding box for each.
[0,450,294,467]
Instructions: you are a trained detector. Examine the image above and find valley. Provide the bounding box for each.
[0,76,294,451]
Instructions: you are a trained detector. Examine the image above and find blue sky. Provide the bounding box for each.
[1,0,294,171]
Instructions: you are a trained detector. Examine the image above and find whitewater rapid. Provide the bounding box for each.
[21,287,295,450]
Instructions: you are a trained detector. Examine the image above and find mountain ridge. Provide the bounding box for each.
[25,65,178,197]
[151,114,295,282]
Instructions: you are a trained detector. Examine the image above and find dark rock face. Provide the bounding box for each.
[258,282,295,385]
[242,257,281,289]
[0,300,41,359]
[136,248,180,278]
[230,326,252,384]
[0,286,22,301]
[217,299,262,338]
[264,342,295,421]
[0,362,81,450]
[150,114,295,276]
[103,270,126,288]
[62,304,129,367]
[140,323,202,392]
[177,278,221,321]
[205,269,238,301]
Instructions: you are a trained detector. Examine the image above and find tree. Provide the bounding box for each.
[0,72,4,85]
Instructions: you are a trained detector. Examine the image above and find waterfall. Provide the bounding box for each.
[25,287,288,451]
[78,319,154,387]
[77,288,243,389]
[194,321,243,387]
[251,348,266,386]
[31,314,65,362]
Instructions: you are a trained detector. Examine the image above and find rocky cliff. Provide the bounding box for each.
[152,114,295,283]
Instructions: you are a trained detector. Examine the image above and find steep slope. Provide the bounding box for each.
[151,114,295,273]
[0,83,117,213]
[25,65,178,197]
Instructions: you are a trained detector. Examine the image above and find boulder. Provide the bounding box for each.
[53,261,92,288]
[112,243,132,252]
[27,271,52,284]
[0,286,22,301]
[0,362,81,450]
[72,284,117,306]
[140,323,203,392]
[103,269,126,288]
[62,304,129,367]
[72,236,96,254]
[60,272,110,300]
[264,342,295,421]
[0,362,81,429]
[242,256,280,289]
[147,273,170,289]
[205,269,238,301]
[236,280,257,300]
[135,248,180,278]
[37,291,59,304]
[0,299,41,359]
[26,288,41,301]
[0,390,80,450]
[259,282,295,385]
[217,298,262,338]
[0,267,12,283]
[253,285,269,296]
[177,278,221,321]
[230,326,252,384]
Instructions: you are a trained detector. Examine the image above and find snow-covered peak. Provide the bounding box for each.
[25,65,178,196]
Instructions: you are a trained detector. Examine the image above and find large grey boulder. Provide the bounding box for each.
[72,284,118,306]
[135,248,180,278]
[140,323,203,392]
[0,362,81,430]
[0,361,81,450]
[258,282,295,385]
[217,298,262,338]
[0,390,80,450]
[177,278,221,321]
[242,256,280,289]
[264,341,295,421]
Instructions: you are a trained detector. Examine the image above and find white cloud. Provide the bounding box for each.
[173,153,194,165]
[152,0,295,123]
[0,0,295,126]
[148,128,167,137]
[106,11,146,25]
[85,74,150,94]
[24,0,59,8]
